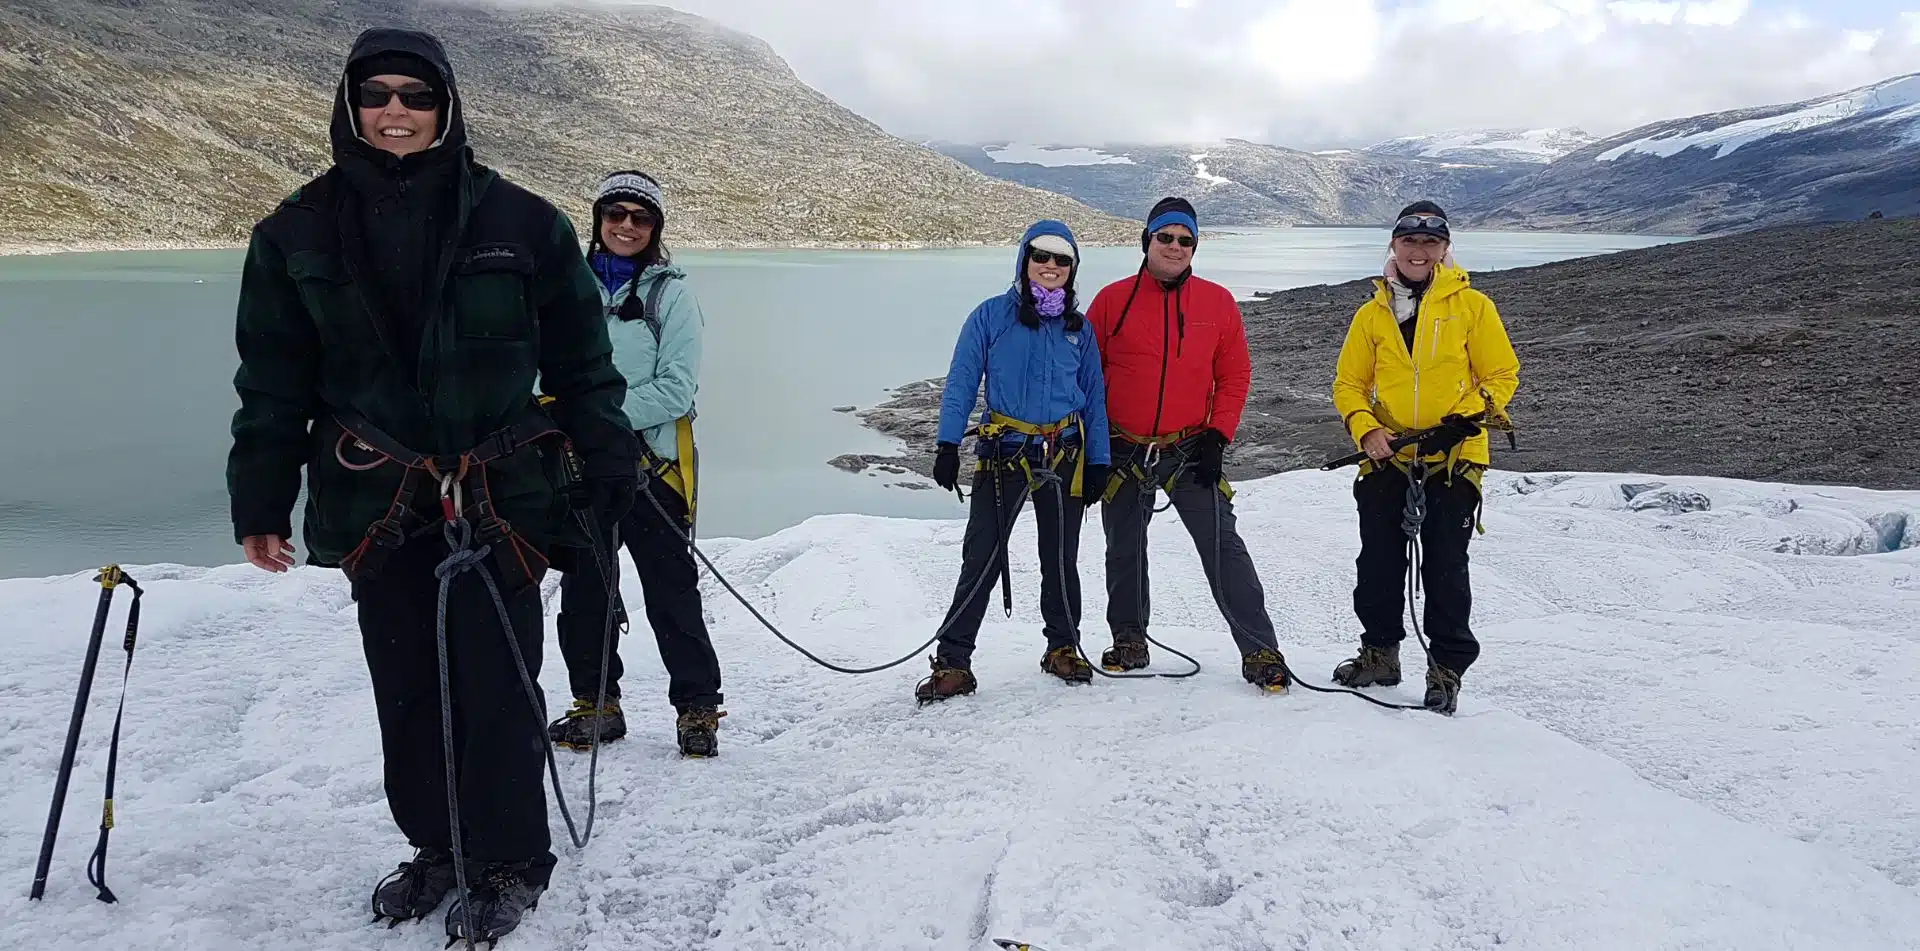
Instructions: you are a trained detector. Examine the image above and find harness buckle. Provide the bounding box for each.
[487,429,516,461]
[365,518,408,550]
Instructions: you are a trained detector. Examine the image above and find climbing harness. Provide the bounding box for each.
[29,566,143,904]
[331,407,562,586]
[965,411,1090,501]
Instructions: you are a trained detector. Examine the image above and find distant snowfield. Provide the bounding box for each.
[3,470,1918,950]
[982,144,1136,167]
[1597,73,1920,162]
[1369,128,1596,163]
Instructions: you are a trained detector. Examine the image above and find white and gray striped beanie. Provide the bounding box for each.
[597,171,666,222]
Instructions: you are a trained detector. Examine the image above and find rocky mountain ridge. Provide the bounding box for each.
[0,0,1134,252]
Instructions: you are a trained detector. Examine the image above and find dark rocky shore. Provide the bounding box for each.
[847,217,1920,490]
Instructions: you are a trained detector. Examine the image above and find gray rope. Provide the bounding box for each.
[432,518,485,948]
[432,510,608,946]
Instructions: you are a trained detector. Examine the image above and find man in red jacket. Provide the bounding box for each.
[1086,197,1291,691]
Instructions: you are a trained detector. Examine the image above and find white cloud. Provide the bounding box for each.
[1609,1,1679,26]
[1846,29,1883,53]
[1243,0,1382,86]
[641,0,1920,149]
[1607,0,1746,27]
[1682,0,1749,27]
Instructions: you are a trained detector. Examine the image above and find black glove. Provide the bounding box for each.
[1191,429,1228,486]
[1078,463,1110,503]
[1420,414,1483,455]
[587,475,636,528]
[933,442,961,491]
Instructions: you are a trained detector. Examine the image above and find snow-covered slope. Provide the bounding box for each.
[4,470,1918,949]
[1367,128,1597,164]
[1467,73,1920,234]
[1596,74,1920,161]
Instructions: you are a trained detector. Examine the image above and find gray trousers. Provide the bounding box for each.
[1101,459,1280,657]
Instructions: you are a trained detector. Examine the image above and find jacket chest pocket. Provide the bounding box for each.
[1419,311,1471,373]
[451,243,535,340]
[285,251,363,345]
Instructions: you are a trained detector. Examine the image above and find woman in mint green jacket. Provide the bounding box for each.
[548,170,723,759]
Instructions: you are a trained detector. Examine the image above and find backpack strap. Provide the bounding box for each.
[641,272,678,344]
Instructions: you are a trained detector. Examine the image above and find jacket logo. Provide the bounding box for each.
[1066,334,1080,345]
[469,247,517,261]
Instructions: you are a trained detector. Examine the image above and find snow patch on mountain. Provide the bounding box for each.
[1597,73,1920,161]
[1369,128,1597,163]
[982,143,1136,167]
[1189,153,1234,185]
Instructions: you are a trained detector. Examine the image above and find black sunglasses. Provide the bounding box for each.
[602,206,656,226]
[1395,214,1449,232]
[1153,231,1196,248]
[355,80,438,112]
[1027,248,1074,267]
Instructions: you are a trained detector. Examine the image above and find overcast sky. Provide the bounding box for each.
[638,0,1920,149]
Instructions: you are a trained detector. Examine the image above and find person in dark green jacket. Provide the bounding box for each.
[224,28,637,946]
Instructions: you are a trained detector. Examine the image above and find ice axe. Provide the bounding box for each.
[1320,408,1508,472]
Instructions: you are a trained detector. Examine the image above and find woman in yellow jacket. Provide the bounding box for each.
[1329,202,1519,714]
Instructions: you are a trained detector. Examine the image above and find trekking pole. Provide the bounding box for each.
[30,565,142,903]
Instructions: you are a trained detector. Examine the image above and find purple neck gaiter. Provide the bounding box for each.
[1031,284,1067,318]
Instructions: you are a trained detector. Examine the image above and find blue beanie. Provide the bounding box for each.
[1146,196,1199,236]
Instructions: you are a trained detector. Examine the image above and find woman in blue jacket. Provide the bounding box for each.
[916,220,1112,703]
[548,170,723,757]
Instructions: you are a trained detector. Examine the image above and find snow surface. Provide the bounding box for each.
[1597,73,1920,161]
[1369,128,1596,162]
[981,144,1135,167]
[4,470,1920,950]
[1188,154,1233,186]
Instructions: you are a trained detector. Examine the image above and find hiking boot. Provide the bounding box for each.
[548,698,627,751]
[915,656,977,704]
[1100,638,1151,671]
[1240,649,1292,693]
[370,846,456,926]
[1425,665,1462,716]
[1331,643,1401,688]
[676,705,725,758]
[445,861,546,948]
[1041,646,1093,684]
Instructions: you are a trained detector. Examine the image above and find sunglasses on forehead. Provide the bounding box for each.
[601,206,656,226]
[1027,248,1074,267]
[1153,231,1196,248]
[1395,214,1449,232]
[354,80,437,111]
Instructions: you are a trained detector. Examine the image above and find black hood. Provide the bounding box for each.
[329,28,467,168]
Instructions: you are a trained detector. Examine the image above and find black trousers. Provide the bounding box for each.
[935,461,1085,667]
[353,534,554,872]
[556,485,722,710]
[1101,452,1280,657]
[1353,466,1482,675]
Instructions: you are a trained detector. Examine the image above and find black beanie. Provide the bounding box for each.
[348,52,446,107]
[1393,200,1450,239]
